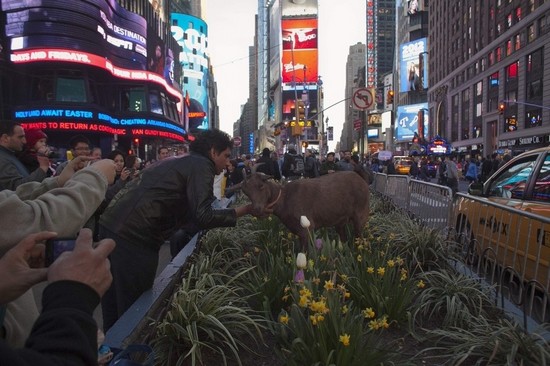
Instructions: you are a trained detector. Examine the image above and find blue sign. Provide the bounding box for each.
[249,133,254,154]
[395,103,428,142]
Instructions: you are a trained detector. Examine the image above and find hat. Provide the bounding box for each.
[25,129,47,150]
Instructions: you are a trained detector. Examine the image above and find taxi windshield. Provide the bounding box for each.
[488,156,537,199]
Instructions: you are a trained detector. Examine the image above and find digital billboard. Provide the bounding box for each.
[2,0,147,70]
[281,18,318,88]
[171,13,209,134]
[406,0,424,15]
[281,0,318,17]
[399,38,427,93]
[281,89,318,126]
[395,103,429,142]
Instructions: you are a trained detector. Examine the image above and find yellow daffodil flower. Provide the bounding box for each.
[339,333,350,346]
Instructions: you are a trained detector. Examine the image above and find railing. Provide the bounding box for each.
[373,172,549,330]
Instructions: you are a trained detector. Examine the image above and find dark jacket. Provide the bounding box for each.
[255,156,275,176]
[319,160,337,175]
[0,281,100,365]
[304,155,319,178]
[0,145,47,190]
[100,153,237,249]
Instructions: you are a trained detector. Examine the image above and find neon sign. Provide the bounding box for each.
[10,49,182,101]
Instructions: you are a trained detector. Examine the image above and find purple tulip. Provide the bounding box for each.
[315,238,323,250]
[294,269,305,283]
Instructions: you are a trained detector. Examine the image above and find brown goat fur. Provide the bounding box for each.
[241,171,370,251]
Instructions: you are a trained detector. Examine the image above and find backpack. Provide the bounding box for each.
[292,155,305,175]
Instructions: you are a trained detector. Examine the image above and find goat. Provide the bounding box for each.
[237,171,370,251]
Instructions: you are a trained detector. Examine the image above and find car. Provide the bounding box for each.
[394,157,414,175]
[455,147,550,306]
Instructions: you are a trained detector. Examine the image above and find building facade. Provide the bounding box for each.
[429,0,550,157]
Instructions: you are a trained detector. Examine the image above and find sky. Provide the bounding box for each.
[206,0,366,152]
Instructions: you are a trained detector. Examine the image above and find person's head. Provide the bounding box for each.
[0,122,26,152]
[107,149,126,173]
[351,154,360,164]
[305,149,313,157]
[125,154,140,170]
[261,147,270,158]
[25,129,48,152]
[157,146,170,160]
[91,147,102,160]
[270,151,279,160]
[327,152,335,161]
[190,129,233,175]
[343,150,352,161]
[69,135,91,158]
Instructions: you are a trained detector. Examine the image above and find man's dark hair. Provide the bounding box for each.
[190,129,232,157]
[69,134,91,149]
[0,121,21,137]
[107,149,125,160]
[157,146,168,154]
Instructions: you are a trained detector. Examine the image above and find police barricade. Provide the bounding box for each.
[452,193,550,326]
[384,174,410,211]
[372,172,387,194]
[408,179,453,232]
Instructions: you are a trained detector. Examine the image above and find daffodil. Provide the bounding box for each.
[300,215,311,228]
[279,314,289,325]
[367,266,374,274]
[298,294,309,307]
[324,280,334,291]
[296,253,307,269]
[387,259,395,267]
[362,307,375,319]
[377,267,385,276]
[339,333,350,346]
[356,254,362,262]
[341,305,349,314]
[417,280,425,288]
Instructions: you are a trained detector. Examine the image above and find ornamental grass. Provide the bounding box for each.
[152,193,550,365]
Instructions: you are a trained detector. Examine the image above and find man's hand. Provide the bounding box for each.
[0,231,55,304]
[48,228,115,297]
[57,158,116,186]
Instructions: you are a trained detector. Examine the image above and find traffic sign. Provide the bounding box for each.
[352,88,374,110]
[233,136,242,147]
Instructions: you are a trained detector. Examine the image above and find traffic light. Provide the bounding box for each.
[134,138,140,145]
[297,100,306,121]
[498,102,505,115]
[387,90,394,104]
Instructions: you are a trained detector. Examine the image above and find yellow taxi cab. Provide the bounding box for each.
[394,157,414,175]
[454,147,550,304]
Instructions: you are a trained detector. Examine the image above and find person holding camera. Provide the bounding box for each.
[0,229,115,365]
[0,122,51,191]
[18,128,56,177]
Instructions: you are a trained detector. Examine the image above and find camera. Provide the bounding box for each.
[45,238,77,266]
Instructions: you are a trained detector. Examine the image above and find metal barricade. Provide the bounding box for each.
[452,193,550,326]
[409,179,453,232]
[384,174,410,211]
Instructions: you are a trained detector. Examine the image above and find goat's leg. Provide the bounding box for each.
[335,225,347,243]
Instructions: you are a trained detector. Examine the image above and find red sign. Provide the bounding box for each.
[233,136,242,147]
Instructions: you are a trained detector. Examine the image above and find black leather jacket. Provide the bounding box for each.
[99,153,237,249]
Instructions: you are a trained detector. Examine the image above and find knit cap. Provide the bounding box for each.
[25,129,48,150]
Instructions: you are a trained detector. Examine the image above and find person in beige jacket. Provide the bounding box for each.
[0,157,116,347]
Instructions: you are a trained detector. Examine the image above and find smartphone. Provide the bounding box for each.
[45,238,77,266]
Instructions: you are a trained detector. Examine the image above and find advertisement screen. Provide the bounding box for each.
[395,103,429,142]
[399,38,427,93]
[171,13,209,134]
[282,89,318,125]
[3,0,148,70]
[281,18,318,86]
[406,0,424,15]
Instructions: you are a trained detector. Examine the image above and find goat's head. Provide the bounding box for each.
[241,173,276,216]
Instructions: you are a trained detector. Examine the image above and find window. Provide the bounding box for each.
[149,90,163,115]
[528,24,536,42]
[525,109,542,128]
[533,155,550,202]
[56,77,87,102]
[488,155,537,199]
[506,61,519,81]
[121,87,145,112]
[489,72,499,87]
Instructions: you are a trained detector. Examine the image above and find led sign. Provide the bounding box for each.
[10,49,182,101]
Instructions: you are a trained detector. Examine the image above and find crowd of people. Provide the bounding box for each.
[0,124,273,364]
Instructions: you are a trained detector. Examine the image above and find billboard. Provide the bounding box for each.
[406,0,424,15]
[399,38,427,93]
[2,0,147,70]
[281,0,318,17]
[281,18,318,87]
[281,89,318,126]
[171,13,209,134]
[395,103,429,142]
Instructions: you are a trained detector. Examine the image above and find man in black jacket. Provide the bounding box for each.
[98,129,263,331]
[0,229,114,365]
